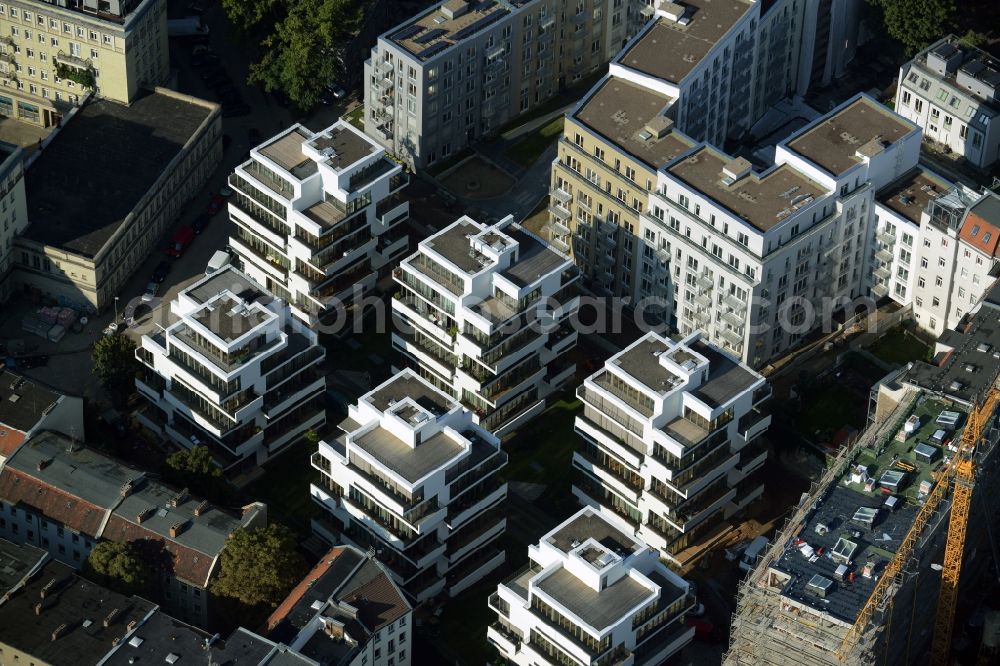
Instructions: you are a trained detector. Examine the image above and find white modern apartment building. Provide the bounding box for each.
[310,369,508,603]
[391,214,580,435]
[228,120,409,325]
[364,0,651,169]
[135,266,326,475]
[895,35,1000,169]
[488,506,696,666]
[872,168,999,337]
[637,94,920,365]
[574,331,771,568]
[0,141,25,305]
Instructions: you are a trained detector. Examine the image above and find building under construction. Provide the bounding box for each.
[725,284,1000,665]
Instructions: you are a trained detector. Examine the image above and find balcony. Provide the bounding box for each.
[877,230,896,245]
[874,248,893,263]
[549,202,571,220]
[722,293,746,311]
[551,188,572,204]
[872,266,890,280]
[721,310,745,328]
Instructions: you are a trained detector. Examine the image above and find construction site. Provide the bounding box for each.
[724,289,1000,666]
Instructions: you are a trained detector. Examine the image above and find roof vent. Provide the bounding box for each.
[660,2,688,22]
[165,654,180,665]
[806,574,834,598]
[440,0,469,20]
[129,636,144,648]
[722,157,752,182]
[644,116,673,139]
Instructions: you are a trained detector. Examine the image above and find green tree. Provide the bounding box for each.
[84,541,150,595]
[222,0,364,111]
[868,0,956,53]
[958,30,989,49]
[212,524,307,609]
[92,333,137,404]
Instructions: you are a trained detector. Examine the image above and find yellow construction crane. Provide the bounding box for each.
[930,387,1000,666]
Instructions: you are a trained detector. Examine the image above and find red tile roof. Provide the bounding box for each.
[0,429,26,459]
[0,469,107,537]
[343,566,410,631]
[265,547,347,633]
[102,514,217,587]
[960,212,1000,257]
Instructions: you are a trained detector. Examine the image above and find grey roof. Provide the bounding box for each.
[610,337,681,398]
[307,126,378,171]
[0,538,47,594]
[100,610,214,665]
[366,371,456,414]
[192,295,273,342]
[771,485,919,624]
[424,219,485,273]
[547,511,639,556]
[353,427,466,483]
[501,226,570,288]
[185,267,268,305]
[23,91,216,259]
[901,292,1000,404]
[690,340,761,408]
[0,370,61,433]
[0,559,156,666]
[535,566,654,632]
[875,168,952,225]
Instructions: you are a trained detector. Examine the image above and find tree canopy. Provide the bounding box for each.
[222,0,365,110]
[164,445,228,502]
[868,0,956,54]
[211,523,307,609]
[91,333,137,404]
[84,541,150,595]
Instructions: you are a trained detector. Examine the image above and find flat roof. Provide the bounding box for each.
[0,559,156,666]
[389,0,517,60]
[0,539,46,594]
[0,371,60,433]
[690,340,760,407]
[876,169,951,225]
[23,91,215,259]
[610,337,682,397]
[192,295,272,342]
[786,96,913,176]
[666,146,826,232]
[307,127,378,171]
[184,267,267,306]
[424,219,485,273]
[536,566,653,632]
[618,0,754,84]
[502,226,569,287]
[366,372,456,414]
[353,427,466,483]
[547,510,639,556]
[574,77,691,169]
[259,127,318,179]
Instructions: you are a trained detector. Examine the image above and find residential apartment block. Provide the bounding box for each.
[391,214,579,434]
[0,140,25,304]
[310,369,508,603]
[364,0,650,169]
[0,430,267,627]
[0,0,169,127]
[574,331,770,568]
[872,168,999,337]
[895,35,1000,169]
[135,267,327,474]
[266,545,414,666]
[228,120,409,325]
[488,506,696,666]
[13,88,221,312]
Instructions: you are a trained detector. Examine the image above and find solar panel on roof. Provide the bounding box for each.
[419,41,451,59]
[414,28,447,44]
[451,13,504,41]
[392,24,423,41]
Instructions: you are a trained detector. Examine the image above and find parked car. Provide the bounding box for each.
[151,260,171,283]
[205,194,225,216]
[191,213,211,234]
[166,225,195,258]
[327,84,346,99]
[142,282,160,302]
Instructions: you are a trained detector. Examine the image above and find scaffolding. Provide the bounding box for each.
[725,389,925,665]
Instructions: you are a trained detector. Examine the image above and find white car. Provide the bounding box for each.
[142,282,159,302]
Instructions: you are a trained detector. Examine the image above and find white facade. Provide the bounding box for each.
[391,215,580,435]
[310,369,508,603]
[488,506,695,666]
[640,94,920,366]
[574,331,770,567]
[135,266,326,473]
[0,142,26,305]
[895,36,1000,169]
[228,120,409,325]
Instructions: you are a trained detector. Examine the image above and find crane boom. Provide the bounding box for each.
[930,388,1000,666]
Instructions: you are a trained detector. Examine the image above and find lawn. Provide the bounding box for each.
[868,326,931,366]
[502,397,582,509]
[796,384,864,440]
[242,437,321,539]
[343,104,365,131]
[504,116,564,168]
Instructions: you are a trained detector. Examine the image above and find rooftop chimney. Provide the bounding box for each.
[120,478,137,497]
[169,521,187,538]
[127,620,138,632]
[104,608,120,628]
[40,578,56,599]
[194,500,209,517]
[136,508,155,523]
[52,623,67,641]
[34,603,42,616]
[36,458,52,472]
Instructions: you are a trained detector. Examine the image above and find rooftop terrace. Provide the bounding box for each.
[573,77,691,169]
[258,127,318,180]
[618,0,754,84]
[876,169,951,225]
[366,372,456,415]
[546,510,639,556]
[786,96,914,176]
[352,426,467,484]
[536,567,654,632]
[666,146,826,232]
[389,0,522,60]
[192,296,272,343]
